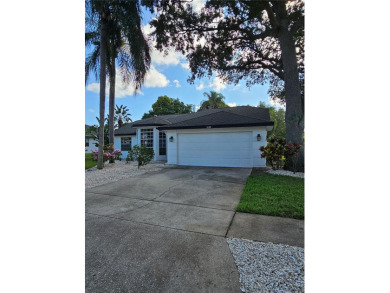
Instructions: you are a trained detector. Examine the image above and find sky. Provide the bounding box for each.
[85,2,275,126]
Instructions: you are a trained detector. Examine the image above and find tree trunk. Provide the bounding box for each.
[277,9,305,171]
[97,16,108,170]
[109,55,116,146]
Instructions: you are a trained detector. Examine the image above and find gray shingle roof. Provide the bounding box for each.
[114,106,273,134]
[158,110,273,130]
[114,123,137,136]
[131,116,174,126]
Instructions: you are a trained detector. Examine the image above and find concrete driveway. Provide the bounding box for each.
[86,166,251,292]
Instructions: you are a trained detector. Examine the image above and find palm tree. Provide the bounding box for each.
[115,105,132,128]
[199,91,229,111]
[86,0,151,169]
[85,29,123,143]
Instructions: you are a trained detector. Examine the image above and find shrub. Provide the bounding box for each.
[104,143,114,153]
[91,146,122,162]
[114,149,122,161]
[126,145,154,168]
[92,150,98,161]
[260,138,286,170]
[104,144,115,163]
[260,138,301,172]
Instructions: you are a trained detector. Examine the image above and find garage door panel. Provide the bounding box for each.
[178,132,252,167]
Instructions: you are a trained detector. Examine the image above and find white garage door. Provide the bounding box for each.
[177,132,252,167]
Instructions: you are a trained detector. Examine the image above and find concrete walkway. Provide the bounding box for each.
[85,166,304,292]
[227,213,304,247]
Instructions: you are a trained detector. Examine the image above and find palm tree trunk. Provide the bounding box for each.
[277,5,304,171]
[97,16,108,169]
[108,55,116,146]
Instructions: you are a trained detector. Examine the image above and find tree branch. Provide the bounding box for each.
[263,1,279,29]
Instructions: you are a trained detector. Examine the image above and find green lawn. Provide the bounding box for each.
[236,173,304,219]
[85,153,97,170]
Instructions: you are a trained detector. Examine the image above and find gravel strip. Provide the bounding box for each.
[227,238,304,293]
[85,161,165,189]
[266,169,304,178]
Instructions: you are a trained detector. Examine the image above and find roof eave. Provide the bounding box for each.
[132,123,168,127]
[158,121,274,130]
[114,132,137,136]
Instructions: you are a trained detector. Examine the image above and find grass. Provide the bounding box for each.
[236,173,304,219]
[85,153,97,170]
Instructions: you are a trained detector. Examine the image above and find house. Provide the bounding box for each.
[85,124,98,153]
[114,106,274,168]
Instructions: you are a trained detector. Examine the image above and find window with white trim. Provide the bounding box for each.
[121,137,131,151]
[85,138,89,147]
[159,131,166,156]
[141,129,153,148]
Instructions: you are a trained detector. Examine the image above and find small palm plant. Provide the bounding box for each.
[115,105,132,128]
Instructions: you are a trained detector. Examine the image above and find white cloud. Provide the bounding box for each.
[181,62,190,70]
[86,66,169,98]
[196,82,204,91]
[115,75,143,97]
[86,83,100,94]
[209,76,226,91]
[142,23,155,35]
[268,97,286,108]
[151,47,183,66]
[142,24,185,66]
[195,105,201,111]
[189,0,205,13]
[173,80,181,87]
[227,102,237,107]
[88,108,95,113]
[193,75,228,92]
[86,73,142,98]
[144,65,170,88]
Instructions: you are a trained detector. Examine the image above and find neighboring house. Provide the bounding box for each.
[114,106,274,168]
[85,124,98,153]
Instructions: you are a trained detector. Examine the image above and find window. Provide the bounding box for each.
[121,137,132,151]
[85,138,89,147]
[159,131,166,156]
[141,129,153,148]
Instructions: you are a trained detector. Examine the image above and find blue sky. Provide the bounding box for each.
[85,4,273,126]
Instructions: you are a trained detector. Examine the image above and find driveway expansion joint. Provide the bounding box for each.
[86,211,227,239]
[225,211,237,238]
[86,191,236,212]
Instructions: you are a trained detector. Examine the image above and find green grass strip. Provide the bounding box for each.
[236,173,304,219]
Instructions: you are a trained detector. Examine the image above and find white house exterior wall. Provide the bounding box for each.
[85,138,98,153]
[115,127,165,161]
[166,127,268,167]
[114,135,136,159]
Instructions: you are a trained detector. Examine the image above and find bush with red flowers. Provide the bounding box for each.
[259,137,301,171]
[259,138,286,170]
[91,144,122,163]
